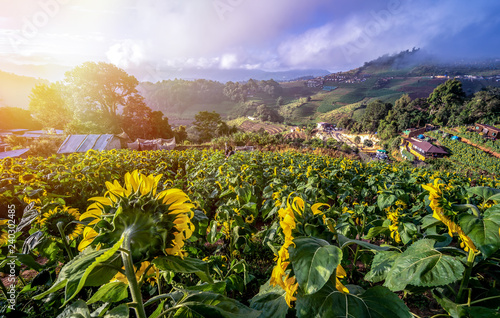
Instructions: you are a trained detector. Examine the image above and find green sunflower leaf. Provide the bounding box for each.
[384,239,465,291]
[296,283,411,318]
[288,236,342,295]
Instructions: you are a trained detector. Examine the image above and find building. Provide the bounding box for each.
[401,138,448,161]
[317,122,334,131]
[57,134,121,154]
[0,148,30,159]
[474,123,500,140]
[403,124,436,138]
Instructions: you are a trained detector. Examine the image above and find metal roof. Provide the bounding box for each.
[94,135,116,151]
[22,133,44,138]
[0,148,30,159]
[409,138,448,154]
[57,134,118,154]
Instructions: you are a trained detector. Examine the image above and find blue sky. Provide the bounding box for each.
[1,0,500,77]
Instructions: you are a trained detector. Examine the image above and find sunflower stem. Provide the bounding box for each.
[456,249,475,303]
[121,233,147,318]
[56,221,74,260]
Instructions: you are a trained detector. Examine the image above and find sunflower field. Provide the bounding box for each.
[1,149,500,318]
[427,131,500,175]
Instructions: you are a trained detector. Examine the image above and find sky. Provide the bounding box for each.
[1,0,500,79]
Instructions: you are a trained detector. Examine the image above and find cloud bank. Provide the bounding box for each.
[1,0,499,75]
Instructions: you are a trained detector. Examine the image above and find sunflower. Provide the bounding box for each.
[335,265,349,293]
[71,164,83,173]
[19,173,37,184]
[75,173,85,182]
[245,215,254,224]
[422,179,478,253]
[83,170,196,260]
[2,157,13,167]
[10,165,23,174]
[41,167,53,175]
[39,206,84,241]
[78,226,99,251]
[111,261,158,286]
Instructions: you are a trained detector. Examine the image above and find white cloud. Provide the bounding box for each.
[106,39,145,68]
[219,53,238,69]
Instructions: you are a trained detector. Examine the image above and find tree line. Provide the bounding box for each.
[337,79,500,139]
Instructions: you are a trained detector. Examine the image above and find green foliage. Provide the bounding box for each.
[33,245,122,304]
[192,111,236,143]
[249,281,289,318]
[172,291,261,318]
[428,131,500,174]
[29,82,72,129]
[87,282,128,304]
[296,284,412,318]
[363,139,373,147]
[383,239,465,291]
[458,205,500,257]
[254,104,283,123]
[361,100,392,132]
[428,79,466,126]
[289,237,342,294]
[2,149,500,317]
[450,127,500,153]
[122,95,173,140]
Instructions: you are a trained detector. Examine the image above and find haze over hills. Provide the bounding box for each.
[2,50,500,113]
[127,66,331,83]
[0,70,47,109]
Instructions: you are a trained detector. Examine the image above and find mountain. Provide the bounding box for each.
[348,49,500,77]
[0,70,48,109]
[126,66,331,83]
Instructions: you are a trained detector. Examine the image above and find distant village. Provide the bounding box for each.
[306,72,369,89]
[305,72,500,92]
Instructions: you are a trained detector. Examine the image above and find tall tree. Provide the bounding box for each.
[122,96,173,140]
[192,111,235,142]
[462,87,500,124]
[427,79,465,126]
[361,100,392,132]
[29,82,72,129]
[193,111,223,142]
[65,62,140,132]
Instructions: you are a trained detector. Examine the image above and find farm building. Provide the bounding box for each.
[57,134,121,154]
[317,122,334,131]
[401,138,447,161]
[403,124,436,138]
[0,148,30,159]
[474,123,500,140]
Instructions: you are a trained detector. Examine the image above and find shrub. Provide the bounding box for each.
[363,139,374,147]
